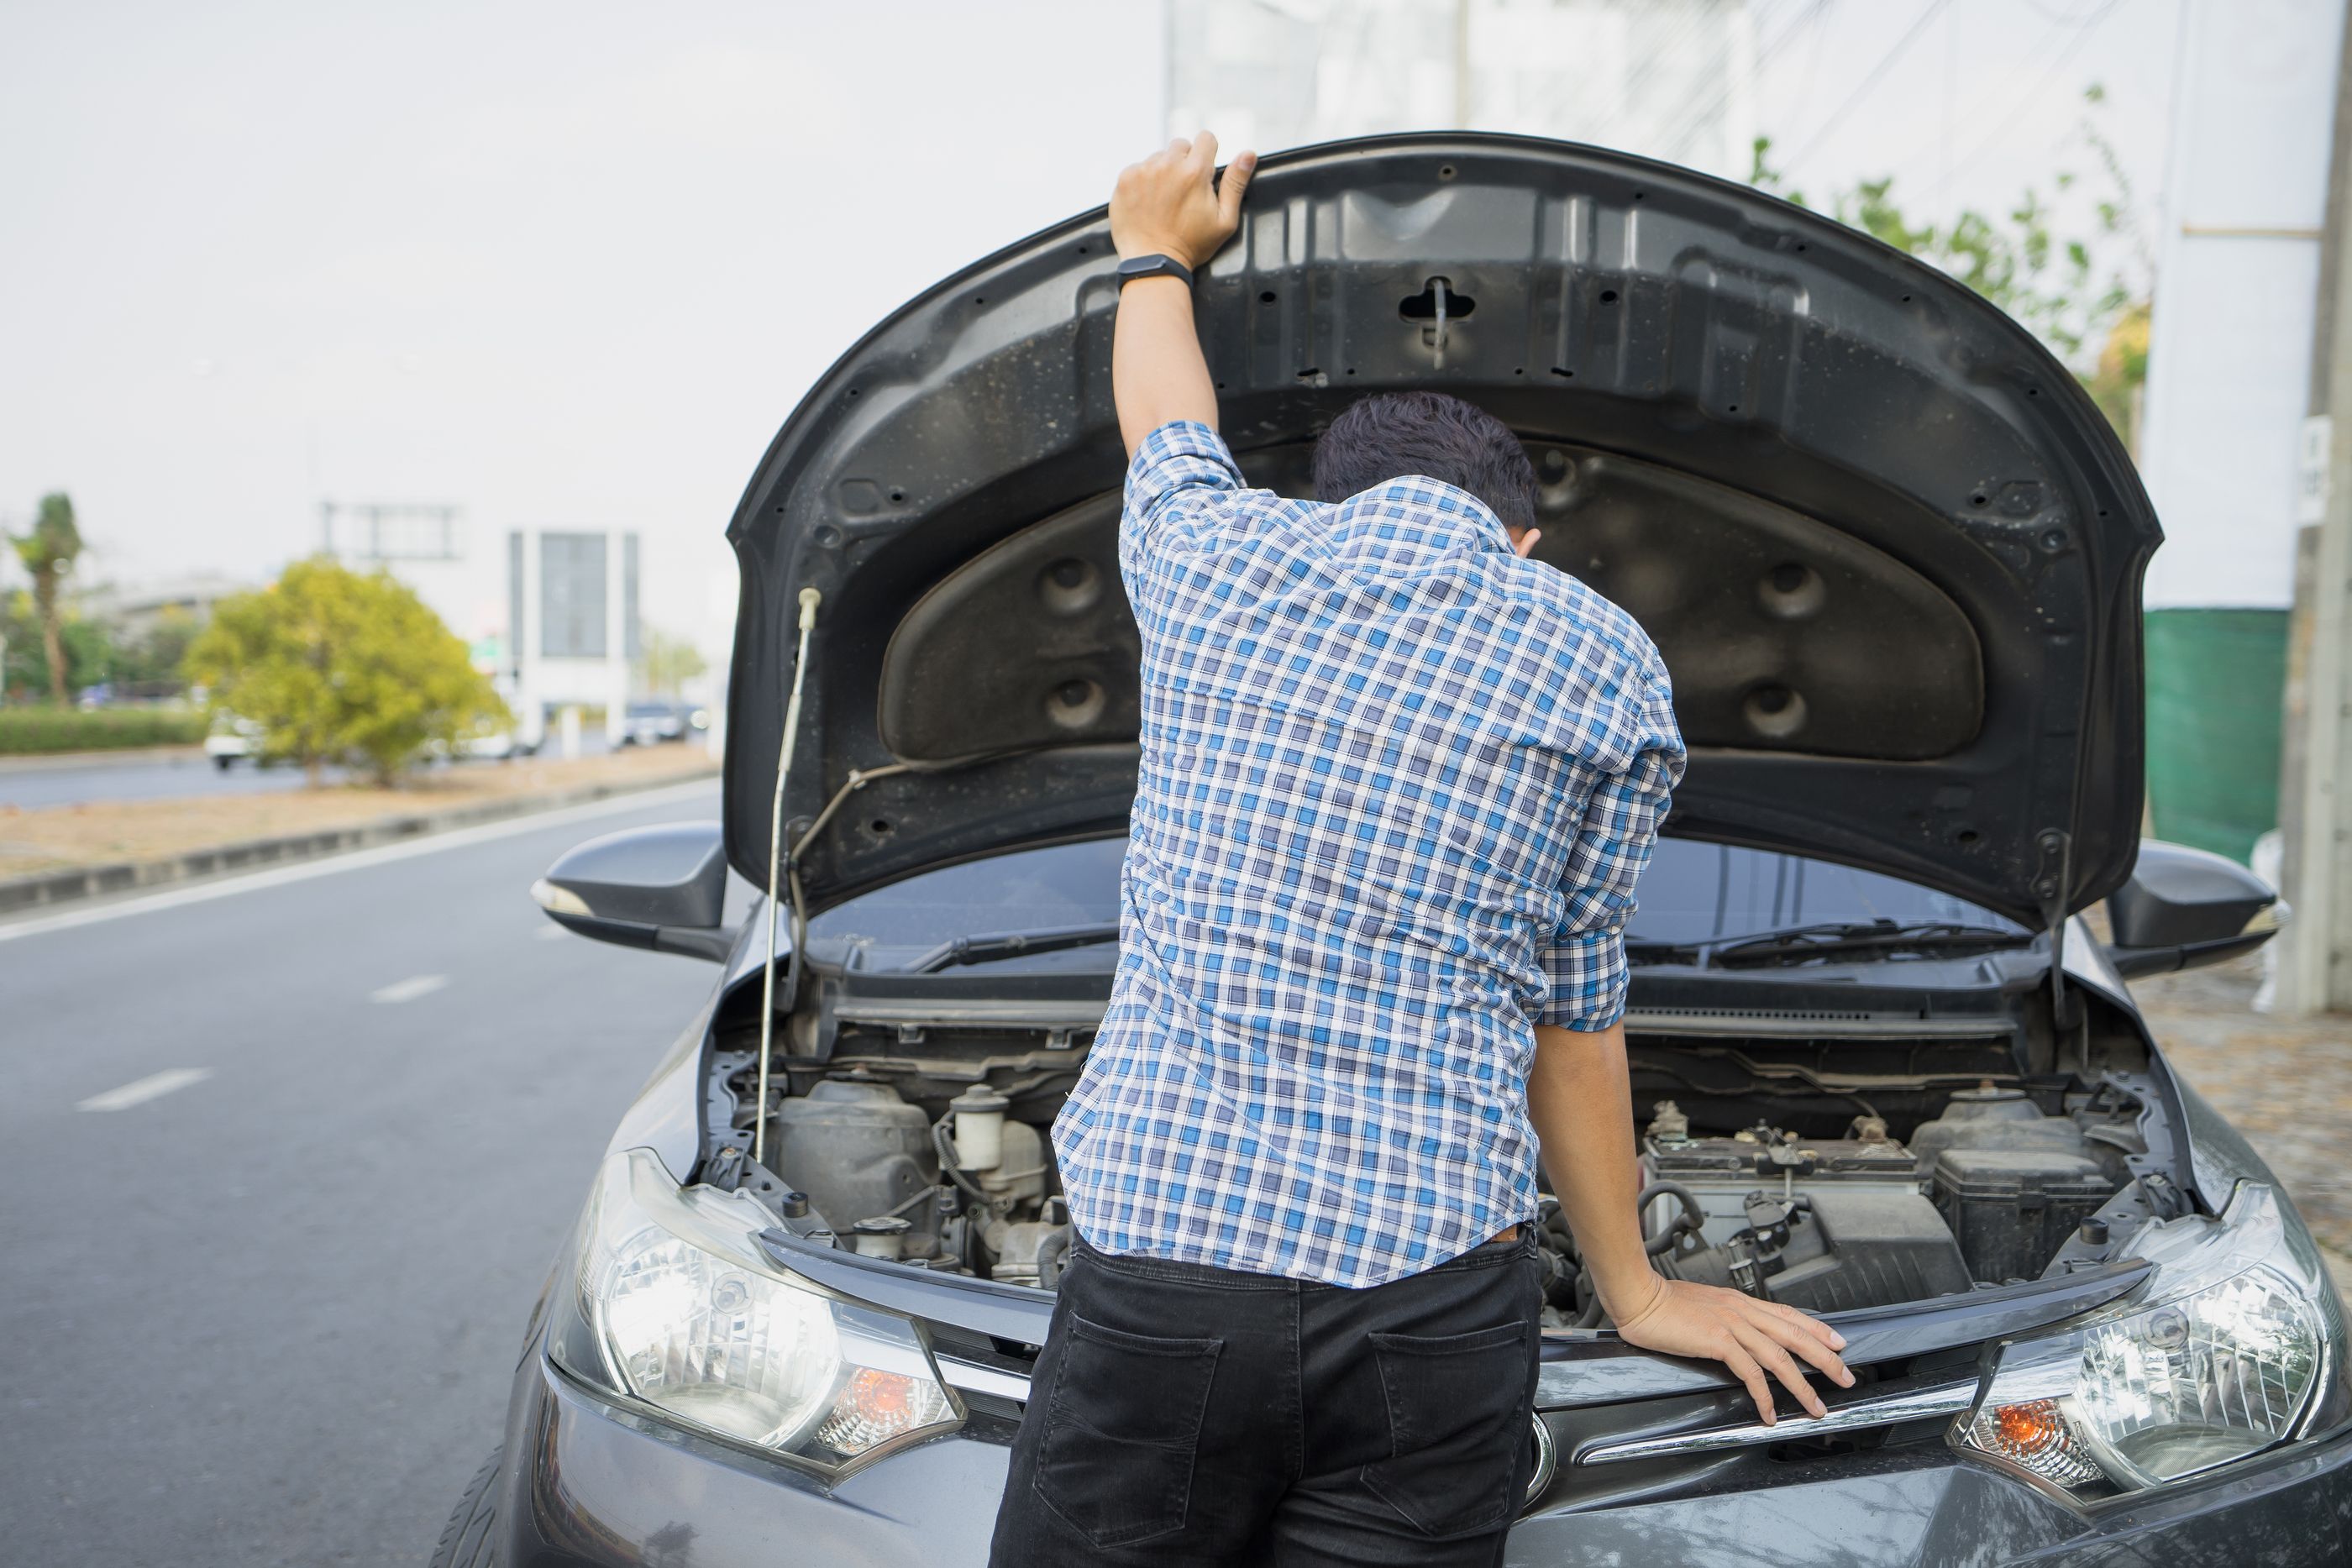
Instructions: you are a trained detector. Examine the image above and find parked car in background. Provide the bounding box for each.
[615,700,690,747]
[427,728,534,763]
[436,136,2352,1567]
[203,712,260,770]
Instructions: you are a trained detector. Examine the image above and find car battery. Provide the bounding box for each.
[1931,1147,2112,1284]
[1639,1106,1925,1250]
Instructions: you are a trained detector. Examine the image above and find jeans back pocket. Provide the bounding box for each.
[1035,1313,1224,1548]
[1360,1319,1532,1539]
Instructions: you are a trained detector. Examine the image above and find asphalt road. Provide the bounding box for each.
[0,779,737,1567]
[0,748,349,807]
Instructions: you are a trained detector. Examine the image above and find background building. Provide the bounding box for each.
[2137,0,2345,868]
[509,527,641,748]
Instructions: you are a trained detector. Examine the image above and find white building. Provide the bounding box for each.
[507,527,642,748]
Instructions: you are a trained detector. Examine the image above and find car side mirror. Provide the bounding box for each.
[532,821,735,962]
[2103,839,2286,979]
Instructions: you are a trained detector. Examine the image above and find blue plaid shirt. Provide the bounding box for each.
[1053,421,1685,1287]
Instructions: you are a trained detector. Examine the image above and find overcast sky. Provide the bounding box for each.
[0,0,2187,650]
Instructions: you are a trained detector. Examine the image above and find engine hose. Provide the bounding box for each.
[1636,1181,1708,1256]
[1034,1226,1072,1291]
[1572,1270,1605,1329]
[932,1120,997,1207]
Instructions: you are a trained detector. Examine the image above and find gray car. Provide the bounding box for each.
[434,134,2352,1567]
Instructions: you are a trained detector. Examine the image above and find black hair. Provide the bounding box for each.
[1310,391,1539,532]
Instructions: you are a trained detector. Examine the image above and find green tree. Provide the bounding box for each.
[637,627,708,697]
[9,493,85,705]
[186,557,510,786]
[1,591,113,701]
[115,606,202,692]
[1750,87,2150,445]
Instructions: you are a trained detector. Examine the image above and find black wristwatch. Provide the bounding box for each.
[1116,253,1196,290]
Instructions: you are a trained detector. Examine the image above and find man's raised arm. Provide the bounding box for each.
[1110,132,1256,453]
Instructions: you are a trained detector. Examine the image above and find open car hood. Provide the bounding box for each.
[724,134,2158,929]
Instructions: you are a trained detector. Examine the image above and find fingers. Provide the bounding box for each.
[1165,136,1192,163]
[1733,1321,1825,1419]
[1746,1300,1854,1384]
[1717,1337,1776,1425]
[1188,129,1218,175]
[1216,148,1257,227]
[1760,1298,1847,1351]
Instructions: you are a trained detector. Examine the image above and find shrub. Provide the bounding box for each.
[186,558,511,786]
[0,706,209,754]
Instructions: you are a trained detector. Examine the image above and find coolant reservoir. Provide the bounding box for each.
[951,1088,1011,1172]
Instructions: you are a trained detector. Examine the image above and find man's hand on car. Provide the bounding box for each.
[1110,130,1256,268]
[1107,132,1257,451]
[1529,1020,1852,1424]
[1607,1272,1855,1424]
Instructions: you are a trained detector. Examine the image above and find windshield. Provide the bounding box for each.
[806,836,2019,973]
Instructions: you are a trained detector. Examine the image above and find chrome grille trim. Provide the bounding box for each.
[1572,1377,1981,1466]
[937,1354,1033,1403]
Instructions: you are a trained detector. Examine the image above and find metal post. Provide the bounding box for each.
[1452,0,1473,127]
[2276,3,2352,1015]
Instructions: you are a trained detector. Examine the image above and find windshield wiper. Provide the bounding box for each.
[1706,920,2030,968]
[905,922,1122,974]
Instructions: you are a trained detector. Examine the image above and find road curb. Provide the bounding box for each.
[0,765,719,916]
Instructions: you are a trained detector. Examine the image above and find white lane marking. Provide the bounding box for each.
[0,777,718,945]
[370,973,449,1004]
[78,1067,213,1112]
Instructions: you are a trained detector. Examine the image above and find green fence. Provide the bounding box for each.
[2142,608,2289,865]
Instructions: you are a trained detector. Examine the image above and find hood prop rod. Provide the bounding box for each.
[753,587,822,1169]
[2034,829,2081,1035]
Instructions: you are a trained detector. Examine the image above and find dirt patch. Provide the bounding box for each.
[0,745,717,880]
[2129,950,2352,1257]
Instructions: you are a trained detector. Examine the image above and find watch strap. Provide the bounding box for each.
[1116,253,1196,289]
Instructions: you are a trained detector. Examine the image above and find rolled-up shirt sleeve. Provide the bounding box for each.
[1537,664,1687,1030]
[1119,419,1255,579]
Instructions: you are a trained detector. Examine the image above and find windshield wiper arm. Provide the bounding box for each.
[1707,920,2029,968]
[905,921,1123,974]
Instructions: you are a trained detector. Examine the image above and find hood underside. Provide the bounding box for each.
[724,134,2159,928]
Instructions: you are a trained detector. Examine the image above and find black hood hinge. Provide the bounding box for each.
[2034,829,2082,1032]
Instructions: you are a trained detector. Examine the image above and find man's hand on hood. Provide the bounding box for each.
[1111,131,1256,270]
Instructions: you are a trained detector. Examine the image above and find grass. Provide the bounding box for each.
[0,706,210,755]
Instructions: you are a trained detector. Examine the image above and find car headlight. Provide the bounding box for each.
[552,1147,962,1471]
[1954,1183,2347,1503]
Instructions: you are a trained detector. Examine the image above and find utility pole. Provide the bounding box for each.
[1453,0,1473,128]
[2276,3,2352,1015]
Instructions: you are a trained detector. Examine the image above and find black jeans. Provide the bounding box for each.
[988,1232,1542,1567]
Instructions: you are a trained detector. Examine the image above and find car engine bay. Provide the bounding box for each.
[704,986,2169,1323]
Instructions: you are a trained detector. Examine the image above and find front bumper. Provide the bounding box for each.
[498,1345,2352,1567]
[499,1353,1010,1568]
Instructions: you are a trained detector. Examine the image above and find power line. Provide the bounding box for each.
[1781,0,1954,177]
[1586,0,1713,138]
[1939,0,2125,189]
[1653,0,1834,173]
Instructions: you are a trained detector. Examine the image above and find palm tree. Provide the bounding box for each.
[12,493,83,705]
